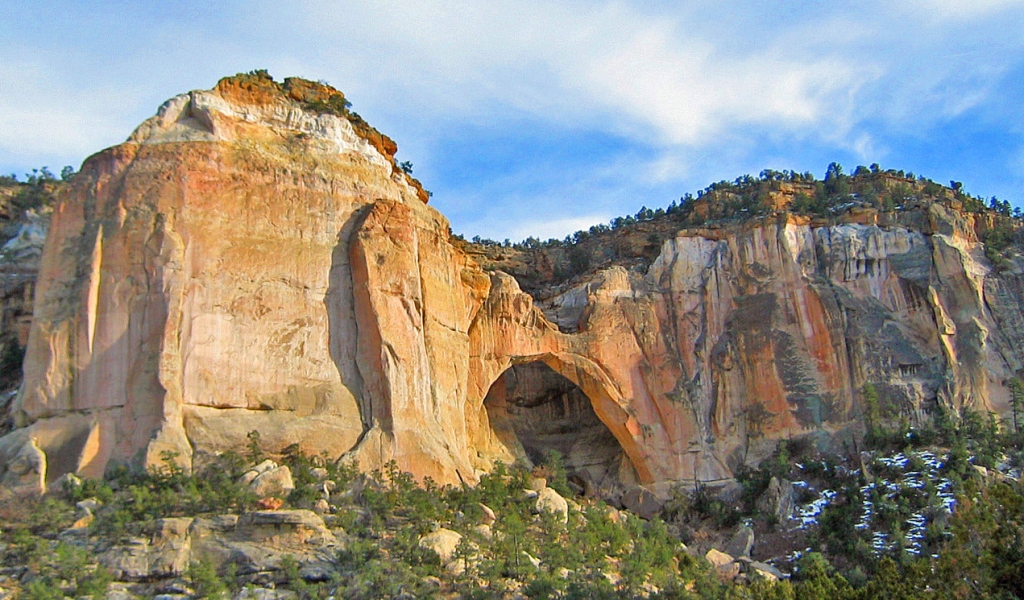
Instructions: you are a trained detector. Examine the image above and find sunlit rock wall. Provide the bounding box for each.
[3,76,1022,497]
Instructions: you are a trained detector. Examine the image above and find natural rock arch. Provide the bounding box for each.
[10,76,1019,498]
[478,352,652,486]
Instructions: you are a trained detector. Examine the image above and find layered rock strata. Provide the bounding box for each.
[2,75,1023,497]
[0,75,428,493]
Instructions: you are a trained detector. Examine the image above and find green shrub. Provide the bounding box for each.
[189,557,231,599]
[92,451,256,538]
[22,579,65,600]
[537,449,572,498]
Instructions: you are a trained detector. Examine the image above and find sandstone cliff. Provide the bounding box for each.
[0,73,438,494]
[2,74,1023,499]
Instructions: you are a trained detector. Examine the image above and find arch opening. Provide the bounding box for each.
[483,360,637,495]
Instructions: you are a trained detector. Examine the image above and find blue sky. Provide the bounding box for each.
[2,1,1024,241]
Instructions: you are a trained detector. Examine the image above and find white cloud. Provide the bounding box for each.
[259,0,1024,158]
[568,18,869,145]
[6,0,1022,163]
[2,0,1024,223]
[278,0,877,146]
[851,133,883,163]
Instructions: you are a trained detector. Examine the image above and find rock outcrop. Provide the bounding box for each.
[98,510,337,582]
[0,198,52,427]
[0,73,430,493]
[3,73,1023,497]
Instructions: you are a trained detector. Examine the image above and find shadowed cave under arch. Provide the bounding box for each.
[483,360,637,494]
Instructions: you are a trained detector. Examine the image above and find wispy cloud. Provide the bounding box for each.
[0,58,140,168]
[1,0,1023,234]
[270,0,876,146]
[903,0,1024,20]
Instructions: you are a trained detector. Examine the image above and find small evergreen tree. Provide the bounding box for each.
[1008,377,1023,433]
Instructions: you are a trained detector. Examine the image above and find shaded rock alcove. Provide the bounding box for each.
[483,361,636,494]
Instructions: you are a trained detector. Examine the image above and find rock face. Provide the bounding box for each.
[485,361,628,487]
[3,73,1024,495]
[100,517,194,580]
[464,210,1023,486]
[98,510,336,582]
[757,476,795,523]
[0,205,51,428]
[0,209,47,353]
[0,74,432,492]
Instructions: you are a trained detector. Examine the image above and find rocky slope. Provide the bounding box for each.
[2,73,1023,501]
[469,204,1024,491]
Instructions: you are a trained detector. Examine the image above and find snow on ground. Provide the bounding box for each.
[792,449,956,556]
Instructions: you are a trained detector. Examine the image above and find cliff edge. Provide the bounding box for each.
[3,74,1023,501]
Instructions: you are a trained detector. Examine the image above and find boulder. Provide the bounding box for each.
[724,526,754,559]
[100,518,195,580]
[757,477,795,523]
[252,459,278,475]
[522,551,541,569]
[620,486,664,520]
[256,497,284,510]
[748,561,785,581]
[101,537,152,580]
[241,460,279,485]
[705,548,734,568]
[0,436,46,496]
[445,558,467,576]
[339,474,382,503]
[250,466,295,498]
[190,511,335,576]
[54,473,82,495]
[479,502,496,525]
[148,518,195,576]
[70,513,94,530]
[240,510,328,528]
[718,561,741,580]
[76,497,102,513]
[234,510,336,547]
[419,528,463,563]
[535,487,569,523]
